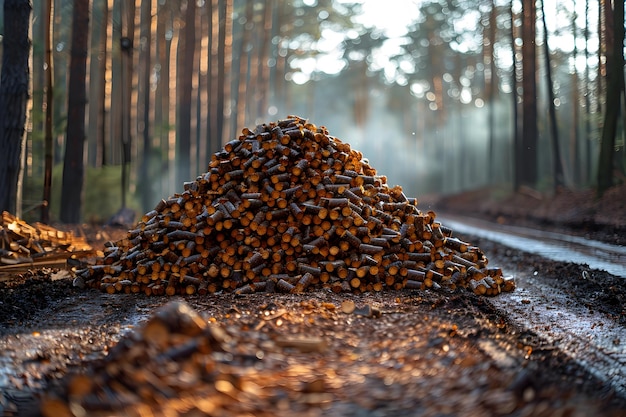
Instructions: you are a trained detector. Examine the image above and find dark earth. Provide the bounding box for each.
[1,184,625,416]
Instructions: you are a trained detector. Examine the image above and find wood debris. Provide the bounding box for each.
[39,300,342,417]
[36,295,620,417]
[1,211,92,268]
[77,116,515,296]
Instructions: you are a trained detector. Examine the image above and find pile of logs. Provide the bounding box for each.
[77,116,514,296]
[1,211,92,267]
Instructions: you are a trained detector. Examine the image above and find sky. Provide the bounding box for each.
[348,0,421,37]
[291,0,422,84]
[291,0,598,85]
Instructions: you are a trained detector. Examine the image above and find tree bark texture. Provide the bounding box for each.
[540,0,564,190]
[176,0,196,188]
[0,0,32,214]
[119,0,135,209]
[138,0,154,213]
[510,0,521,191]
[597,0,624,196]
[216,0,229,150]
[60,0,90,223]
[42,0,53,223]
[234,0,253,134]
[520,0,537,187]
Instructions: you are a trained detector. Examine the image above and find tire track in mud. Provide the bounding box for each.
[440,214,626,397]
[488,278,626,397]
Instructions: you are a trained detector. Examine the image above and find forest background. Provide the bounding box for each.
[0,0,624,225]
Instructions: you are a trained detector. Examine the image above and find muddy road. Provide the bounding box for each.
[447,217,626,396]
[1,219,625,416]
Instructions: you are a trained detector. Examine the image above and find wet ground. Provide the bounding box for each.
[1,187,626,416]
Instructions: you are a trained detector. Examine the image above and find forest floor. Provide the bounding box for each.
[0,184,625,416]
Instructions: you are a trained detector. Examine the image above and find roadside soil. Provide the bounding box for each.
[428,183,626,246]
[1,184,625,417]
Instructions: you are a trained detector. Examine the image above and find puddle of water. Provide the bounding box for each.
[441,217,626,278]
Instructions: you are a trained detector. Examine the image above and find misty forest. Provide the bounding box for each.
[0,0,624,225]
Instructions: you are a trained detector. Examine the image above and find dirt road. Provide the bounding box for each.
[1,219,625,416]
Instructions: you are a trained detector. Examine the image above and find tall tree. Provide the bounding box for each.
[597,0,624,196]
[108,0,123,168]
[485,0,497,180]
[175,0,196,187]
[569,1,581,186]
[207,0,220,156]
[41,0,53,223]
[216,0,232,147]
[519,0,538,187]
[138,0,154,212]
[0,0,32,215]
[234,0,254,133]
[246,1,261,123]
[510,0,521,191]
[207,0,232,155]
[60,0,90,223]
[583,0,592,185]
[195,5,208,172]
[256,0,274,120]
[119,0,135,209]
[157,2,174,198]
[540,0,564,190]
[87,0,110,168]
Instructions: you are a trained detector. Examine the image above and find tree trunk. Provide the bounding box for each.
[155,3,171,198]
[175,0,196,188]
[510,1,521,191]
[0,0,32,214]
[60,0,90,223]
[216,0,230,147]
[119,0,135,209]
[227,4,240,138]
[256,0,274,120]
[520,0,538,187]
[540,0,564,191]
[597,0,624,197]
[221,0,233,140]
[108,1,121,166]
[88,0,109,168]
[196,7,208,171]
[596,0,607,117]
[235,0,254,132]
[273,3,287,113]
[583,0,592,185]
[101,0,113,166]
[138,0,154,212]
[42,0,53,223]
[87,0,103,167]
[246,3,260,122]
[30,0,43,181]
[207,0,219,156]
[570,0,580,186]
[486,0,496,181]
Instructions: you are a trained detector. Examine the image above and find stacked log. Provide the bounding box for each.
[1,211,92,266]
[77,116,514,296]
